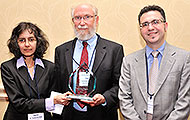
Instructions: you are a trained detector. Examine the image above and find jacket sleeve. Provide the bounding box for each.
[103,44,124,110]
[118,57,142,120]
[167,52,190,120]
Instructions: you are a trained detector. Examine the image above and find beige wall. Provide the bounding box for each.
[0,0,190,119]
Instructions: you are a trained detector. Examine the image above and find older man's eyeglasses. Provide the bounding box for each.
[17,37,37,44]
[140,19,165,29]
[73,15,97,22]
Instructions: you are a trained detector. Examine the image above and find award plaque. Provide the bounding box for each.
[66,64,96,101]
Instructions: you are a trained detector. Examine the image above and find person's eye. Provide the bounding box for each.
[18,39,25,43]
[152,20,159,25]
[142,22,149,27]
[75,16,81,20]
[85,16,90,19]
[29,38,35,42]
[74,16,80,20]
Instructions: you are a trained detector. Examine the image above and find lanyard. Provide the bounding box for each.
[68,65,96,96]
[70,39,98,96]
[146,55,154,99]
[147,77,154,99]
[72,40,97,69]
[25,62,40,99]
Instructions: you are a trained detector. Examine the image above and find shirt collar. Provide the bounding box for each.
[146,41,166,58]
[16,56,44,69]
[77,34,97,49]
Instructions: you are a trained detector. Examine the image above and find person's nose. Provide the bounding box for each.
[79,18,86,26]
[24,40,30,46]
[147,23,154,30]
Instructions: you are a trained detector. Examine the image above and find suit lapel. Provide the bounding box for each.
[134,44,176,101]
[65,40,76,74]
[34,65,45,85]
[134,48,148,102]
[92,37,106,73]
[17,66,29,85]
[17,66,38,94]
[154,43,176,96]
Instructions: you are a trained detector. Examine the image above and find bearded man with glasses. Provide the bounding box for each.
[52,3,124,120]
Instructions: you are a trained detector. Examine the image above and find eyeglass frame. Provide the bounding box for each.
[139,19,166,29]
[72,15,97,22]
[17,37,37,45]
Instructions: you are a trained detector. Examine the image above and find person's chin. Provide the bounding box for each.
[23,54,34,57]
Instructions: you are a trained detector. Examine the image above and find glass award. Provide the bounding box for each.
[66,64,96,101]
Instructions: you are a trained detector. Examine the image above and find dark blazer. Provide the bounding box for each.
[1,58,55,120]
[54,34,124,120]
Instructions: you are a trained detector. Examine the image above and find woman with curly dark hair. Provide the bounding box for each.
[1,22,58,120]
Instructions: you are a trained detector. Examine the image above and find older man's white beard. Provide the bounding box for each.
[74,25,96,40]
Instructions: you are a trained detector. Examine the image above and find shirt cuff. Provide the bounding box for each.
[101,101,107,106]
[45,98,55,111]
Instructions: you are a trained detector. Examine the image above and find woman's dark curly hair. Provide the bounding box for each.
[7,22,49,59]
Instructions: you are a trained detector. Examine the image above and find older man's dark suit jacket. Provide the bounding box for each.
[1,58,55,120]
[54,34,124,120]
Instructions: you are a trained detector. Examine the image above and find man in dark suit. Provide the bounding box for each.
[53,3,124,120]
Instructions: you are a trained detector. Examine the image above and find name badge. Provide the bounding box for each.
[28,113,44,120]
[79,72,90,86]
[147,96,154,114]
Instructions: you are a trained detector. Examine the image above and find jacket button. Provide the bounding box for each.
[144,110,147,114]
